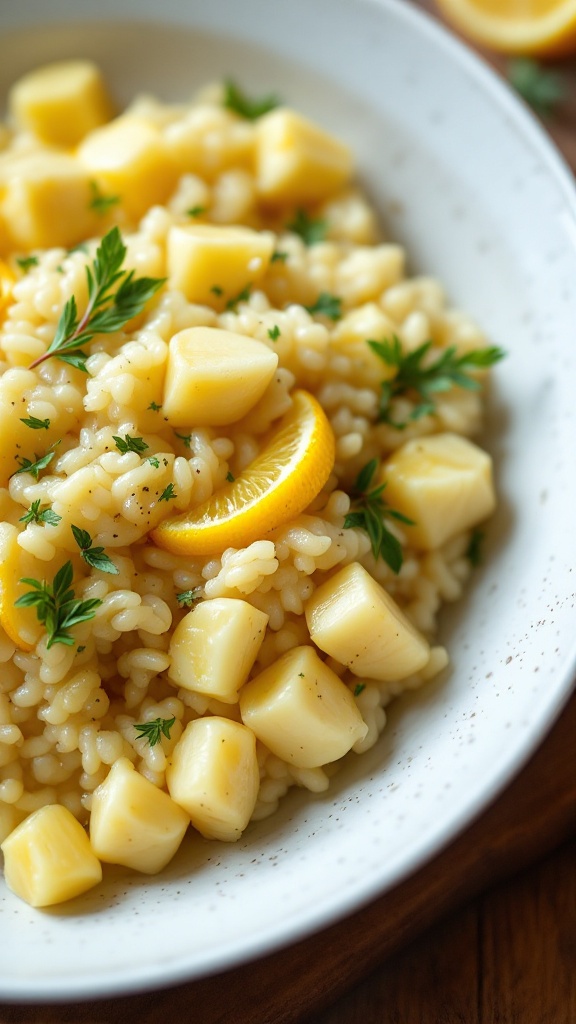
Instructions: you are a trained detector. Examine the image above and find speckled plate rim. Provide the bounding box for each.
[0,0,575,1002]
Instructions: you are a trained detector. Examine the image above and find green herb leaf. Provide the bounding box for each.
[507,58,565,118]
[287,209,328,246]
[222,79,280,120]
[343,458,414,573]
[14,446,58,481]
[19,500,62,527]
[147,401,162,412]
[271,250,288,263]
[16,255,39,272]
[133,716,176,747]
[147,456,160,469]
[89,180,121,214]
[305,292,342,321]
[176,588,201,607]
[466,528,484,568]
[225,284,252,311]
[71,524,119,575]
[20,415,50,430]
[159,483,177,502]
[174,431,192,450]
[226,470,235,482]
[368,335,505,428]
[113,434,149,456]
[354,683,366,697]
[186,205,207,218]
[15,562,102,648]
[268,325,281,341]
[210,285,223,297]
[29,227,165,371]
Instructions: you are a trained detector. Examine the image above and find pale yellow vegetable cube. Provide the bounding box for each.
[162,326,278,426]
[305,563,430,681]
[383,433,496,550]
[1,804,102,908]
[169,598,268,703]
[77,116,178,221]
[331,303,400,388]
[0,153,99,250]
[90,758,189,874]
[256,108,353,205]
[9,60,114,147]
[166,717,259,842]
[239,645,367,768]
[167,223,274,305]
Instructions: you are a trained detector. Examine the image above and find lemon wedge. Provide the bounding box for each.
[0,260,16,324]
[151,389,335,556]
[436,0,576,55]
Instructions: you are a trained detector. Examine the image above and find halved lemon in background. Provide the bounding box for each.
[436,0,576,55]
[152,389,336,556]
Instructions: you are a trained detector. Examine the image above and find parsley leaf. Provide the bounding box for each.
[368,335,505,428]
[271,250,288,263]
[343,458,414,573]
[187,205,207,218]
[176,588,201,608]
[507,58,565,119]
[287,209,328,246]
[133,716,176,747]
[15,561,102,648]
[71,525,119,575]
[20,416,50,430]
[29,227,165,372]
[113,434,149,455]
[223,79,280,120]
[89,181,121,214]
[225,284,252,311]
[14,446,58,481]
[174,431,192,450]
[16,255,39,272]
[147,401,162,412]
[159,483,177,502]
[19,500,61,527]
[354,683,366,697]
[147,456,160,469]
[305,292,342,321]
[268,325,281,341]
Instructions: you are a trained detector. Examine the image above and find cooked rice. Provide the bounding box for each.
[0,75,495,870]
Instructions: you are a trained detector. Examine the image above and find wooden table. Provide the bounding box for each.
[0,4,574,1022]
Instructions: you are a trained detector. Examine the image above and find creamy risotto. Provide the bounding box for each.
[0,61,502,907]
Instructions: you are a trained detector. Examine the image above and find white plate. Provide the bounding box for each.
[0,0,575,1002]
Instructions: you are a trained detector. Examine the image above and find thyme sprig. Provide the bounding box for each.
[344,459,414,573]
[15,561,102,648]
[19,500,61,527]
[133,716,176,747]
[29,227,165,373]
[368,335,505,428]
[71,525,119,575]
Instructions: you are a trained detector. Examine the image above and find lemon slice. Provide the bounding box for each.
[0,260,16,324]
[436,0,576,55]
[151,389,335,556]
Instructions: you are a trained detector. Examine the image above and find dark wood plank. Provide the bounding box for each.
[480,842,576,1024]
[308,841,575,1024]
